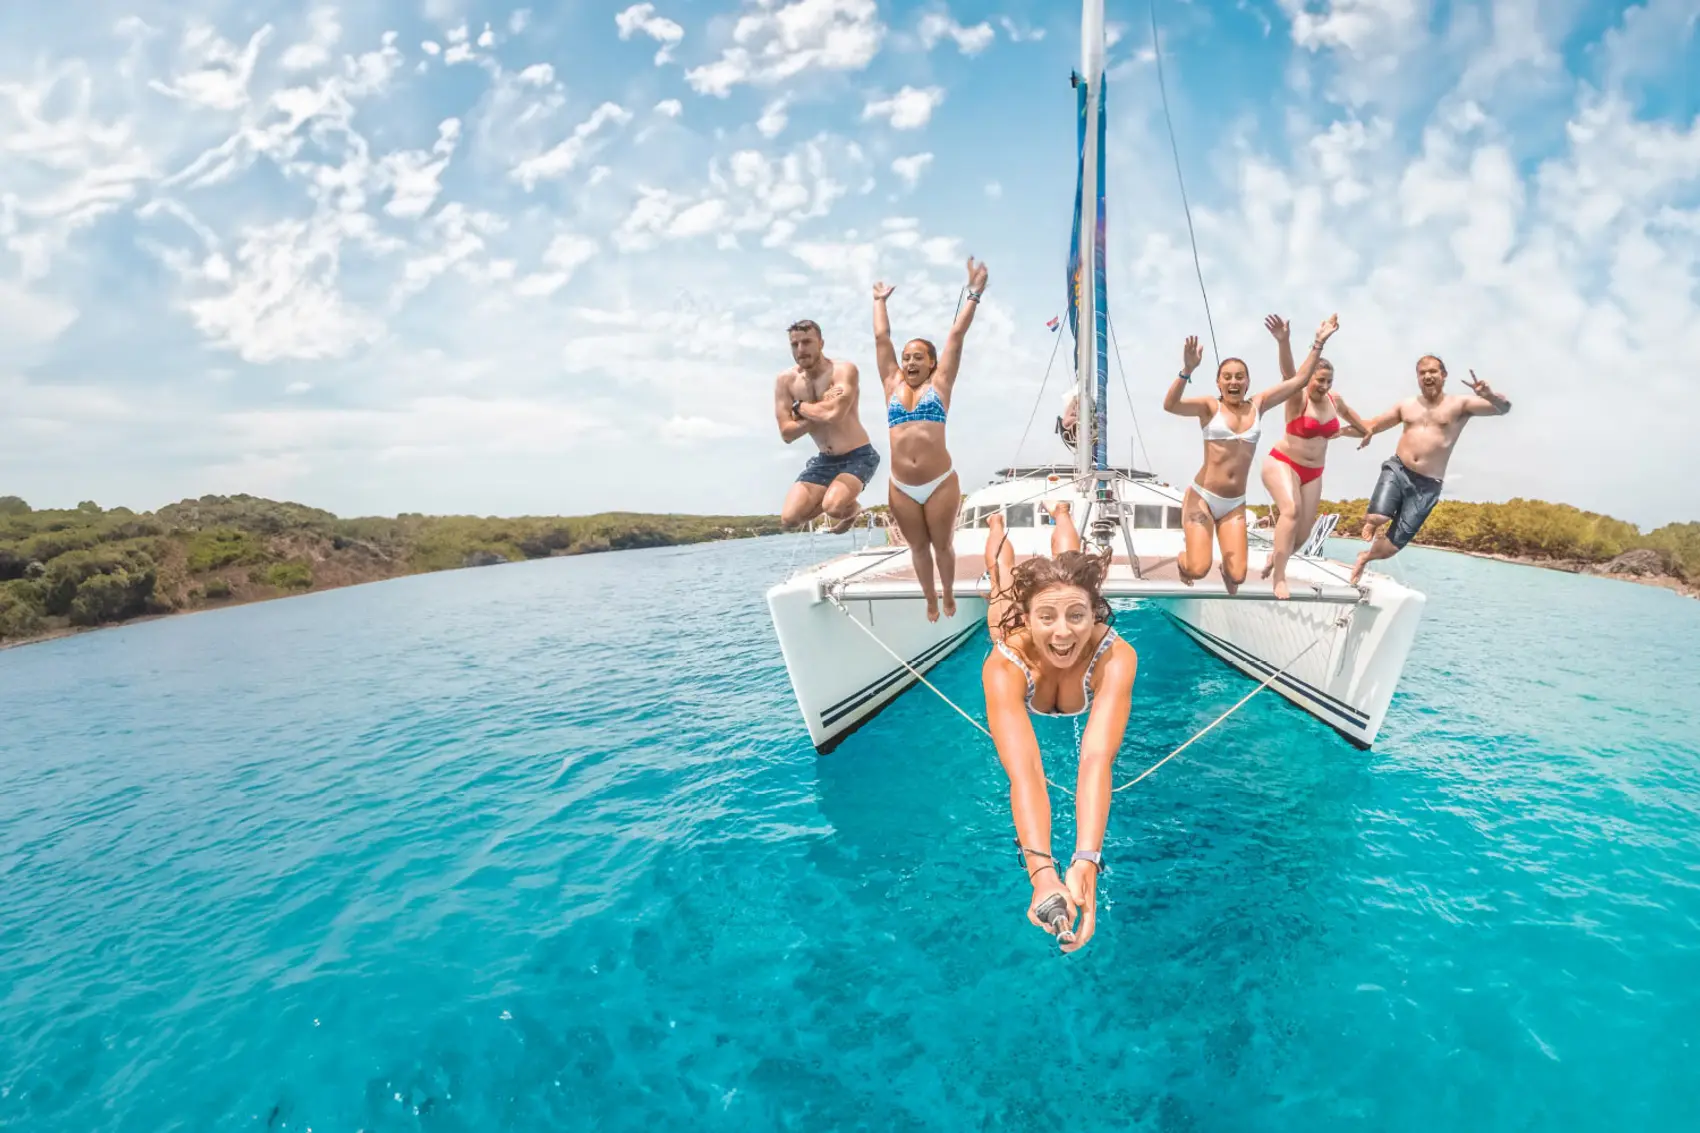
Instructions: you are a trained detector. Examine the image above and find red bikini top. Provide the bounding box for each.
[1287,393,1340,439]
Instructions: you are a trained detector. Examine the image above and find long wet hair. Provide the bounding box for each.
[995,545,1115,639]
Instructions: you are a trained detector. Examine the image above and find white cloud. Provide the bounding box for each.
[661,414,750,443]
[685,0,885,96]
[148,22,274,111]
[918,10,995,54]
[757,95,791,138]
[280,7,342,71]
[510,102,634,190]
[168,214,385,364]
[655,98,683,117]
[517,63,554,86]
[515,232,598,297]
[377,118,462,219]
[862,86,945,130]
[509,10,532,35]
[891,152,934,188]
[615,3,685,66]
[999,16,1045,42]
[0,65,157,281]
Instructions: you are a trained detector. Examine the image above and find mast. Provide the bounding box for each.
[1070,0,1108,478]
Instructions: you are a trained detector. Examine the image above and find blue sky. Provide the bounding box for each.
[1,0,1695,527]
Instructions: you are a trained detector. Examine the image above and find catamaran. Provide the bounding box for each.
[765,0,1426,753]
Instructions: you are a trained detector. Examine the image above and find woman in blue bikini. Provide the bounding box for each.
[872,258,988,622]
[981,502,1138,953]
[1163,313,1339,594]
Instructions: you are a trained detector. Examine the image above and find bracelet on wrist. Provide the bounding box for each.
[966,290,982,303]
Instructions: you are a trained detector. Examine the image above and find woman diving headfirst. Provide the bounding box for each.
[981,502,1138,952]
[1164,313,1340,594]
[873,258,988,622]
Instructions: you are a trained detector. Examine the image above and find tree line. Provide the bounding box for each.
[0,494,783,644]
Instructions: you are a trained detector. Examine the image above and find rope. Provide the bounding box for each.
[1111,634,1323,792]
[824,593,1334,798]
[1148,0,1220,373]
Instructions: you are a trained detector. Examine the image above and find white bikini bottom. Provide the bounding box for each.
[1190,481,1246,521]
[893,465,954,505]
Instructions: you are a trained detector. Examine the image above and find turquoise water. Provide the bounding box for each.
[3,536,1699,1131]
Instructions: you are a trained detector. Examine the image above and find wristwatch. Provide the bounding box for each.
[791,398,802,419]
[1071,849,1105,873]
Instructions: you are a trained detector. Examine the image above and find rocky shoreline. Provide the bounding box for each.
[1448,547,1698,599]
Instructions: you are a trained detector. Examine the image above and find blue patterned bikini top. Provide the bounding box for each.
[888,383,948,428]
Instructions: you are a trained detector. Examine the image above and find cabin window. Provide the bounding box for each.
[1167,506,1182,528]
[1007,503,1035,528]
[1134,504,1165,529]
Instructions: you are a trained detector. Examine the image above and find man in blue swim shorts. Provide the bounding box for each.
[773,319,881,533]
[1350,354,1513,582]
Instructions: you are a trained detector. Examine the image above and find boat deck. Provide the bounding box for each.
[826,547,1365,603]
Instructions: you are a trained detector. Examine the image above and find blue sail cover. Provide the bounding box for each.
[1065,72,1110,468]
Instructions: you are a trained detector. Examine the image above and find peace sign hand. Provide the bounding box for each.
[872,281,894,301]
[1466,368,1494,397]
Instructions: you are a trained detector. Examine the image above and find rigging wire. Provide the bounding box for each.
[1106,314,1153,470]
[1148,0,1221,373]
[1011,321,1068,467]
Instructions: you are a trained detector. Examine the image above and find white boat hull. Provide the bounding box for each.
[765,470,1426,752]
[767,547,987,751]
[1160,581,1424,747]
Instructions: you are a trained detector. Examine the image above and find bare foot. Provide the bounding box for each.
[941,591,957,617]
[1261,557,1275,580]
[1349,551,1370,585]
[1273,577,1290,600]
[924,595,940,623]
[828,508,861,535]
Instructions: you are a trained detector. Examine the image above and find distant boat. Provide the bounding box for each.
[766,0,1426,753]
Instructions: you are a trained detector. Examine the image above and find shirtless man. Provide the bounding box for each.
[1349,354,1512,583]
[773,319,881,533]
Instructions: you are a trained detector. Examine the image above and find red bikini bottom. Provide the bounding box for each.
[1271,448,1325,485]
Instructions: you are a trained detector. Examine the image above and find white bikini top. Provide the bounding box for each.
[1201,401,1262,445]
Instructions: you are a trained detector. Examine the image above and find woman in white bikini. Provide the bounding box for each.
[1258,356,1370,599]
[981,502,1138,953]
[1163,313,1339,593]
[873,258,988,622]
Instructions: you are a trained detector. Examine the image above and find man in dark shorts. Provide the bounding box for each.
[772,319,881,533]
[1349,354,1512,583]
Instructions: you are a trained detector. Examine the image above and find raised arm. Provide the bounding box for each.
[1163,335,1216,420]
[1462,369,1512,416]
[871,282,899,384]
[773,371,811,444]
[1063,638,1136,954]
[795,362,861,426]
[1256,313,1338,412]
[935,257,988,391]
[984,652,1078,940]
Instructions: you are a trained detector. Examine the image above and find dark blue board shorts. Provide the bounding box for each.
[796,443,881,489]
[1367,456,1443,548]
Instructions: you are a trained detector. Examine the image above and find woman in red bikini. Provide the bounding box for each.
[1258,358,1370,598]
